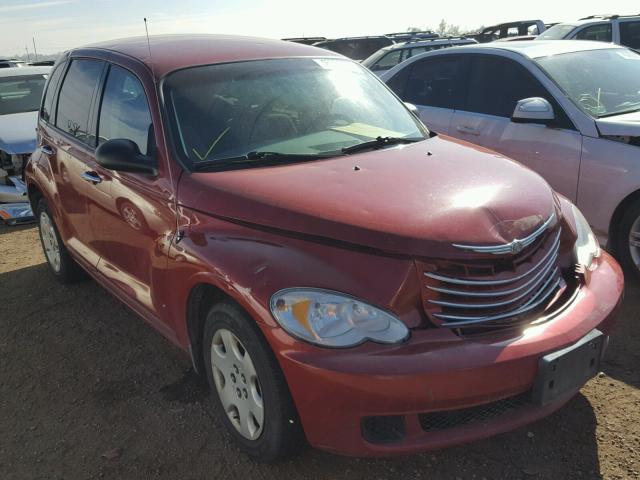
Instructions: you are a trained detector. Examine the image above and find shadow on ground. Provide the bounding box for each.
[2,258,638,479]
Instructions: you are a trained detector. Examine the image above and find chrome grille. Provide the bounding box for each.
[422,228,564,329]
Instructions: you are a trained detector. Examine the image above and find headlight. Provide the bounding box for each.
[572,205,600,270]
[269,288,409,348]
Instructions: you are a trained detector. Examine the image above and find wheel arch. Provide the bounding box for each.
[609,188,640,254]
[185,282,259,375]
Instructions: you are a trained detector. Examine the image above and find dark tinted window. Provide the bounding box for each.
[620,21,640,49]
[371,50,403,71]
[41,63,65,122]
[56,59,104,145]
[98,65,152,155]
[466,55,573,128]
[386,66,411,98]
[404,56,466,108]
[575,24,612,42]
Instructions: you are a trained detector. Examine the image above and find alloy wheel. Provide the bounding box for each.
[210,329,264,440]
[40,211,61,273]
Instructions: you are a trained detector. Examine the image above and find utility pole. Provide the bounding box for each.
[32,37,38,61]
[24,46,31,62]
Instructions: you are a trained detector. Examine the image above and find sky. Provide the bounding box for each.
[1,0,639,56]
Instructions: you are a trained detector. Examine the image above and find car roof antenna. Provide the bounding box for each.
[143,18,157,82]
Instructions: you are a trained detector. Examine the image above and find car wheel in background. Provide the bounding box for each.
[36,198,85,283]
[203,302,305,462]
[615,200,640,279]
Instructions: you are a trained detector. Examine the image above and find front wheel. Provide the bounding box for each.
[203,302,305,462]
[615,200,640,279]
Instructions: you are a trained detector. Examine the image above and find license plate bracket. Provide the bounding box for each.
[532,329,604,406]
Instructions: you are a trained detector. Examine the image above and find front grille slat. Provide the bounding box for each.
[421,224,565,331]
[424,229,561,286]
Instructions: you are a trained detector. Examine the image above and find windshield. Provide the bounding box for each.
[164,58,426,168]
[536,48,640,118]
[537,24,577,40]
[0,74,47,115]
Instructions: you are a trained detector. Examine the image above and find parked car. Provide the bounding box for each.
[27,35,622,462]
[0,66,50,188]
[362,37,478,75]
[313,36,394,61]
[0,59,26,68]
[537,14,640,49]
[470,20,546,43]
[381,40,640,275]
[281,37,327,45]
[385,30,439,42]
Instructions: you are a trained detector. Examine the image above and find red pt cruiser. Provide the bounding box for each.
[26,35,623,461]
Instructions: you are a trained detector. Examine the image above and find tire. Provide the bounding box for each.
[615,200,640,280]
[202,302,306,462]
[36,198,85,283]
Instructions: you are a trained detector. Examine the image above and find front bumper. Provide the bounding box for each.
[268,252,623,456]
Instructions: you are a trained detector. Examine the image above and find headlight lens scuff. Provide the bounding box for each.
[572,204,600,270]
[270,288,409,347]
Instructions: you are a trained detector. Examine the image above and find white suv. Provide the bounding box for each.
[537,14,640,49]
[362,37,477,75]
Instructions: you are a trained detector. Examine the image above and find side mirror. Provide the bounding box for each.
[95,139,157,175]
[404,102,420,117]
[511,97,555,124]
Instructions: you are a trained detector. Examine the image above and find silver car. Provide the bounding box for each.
[381,41,640,275]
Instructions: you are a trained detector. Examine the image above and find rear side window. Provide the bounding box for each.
[56,59,104,145]
[371,50,403,71]
[98,65,152,155]
[41,63,65,123]
[465,55,573,129]
[620,21,640,49]
[404,56,466,109]
[575,24,612,42]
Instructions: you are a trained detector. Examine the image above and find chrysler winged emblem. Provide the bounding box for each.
[452,213,556,255]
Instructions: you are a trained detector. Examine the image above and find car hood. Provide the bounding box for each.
[177,135,558,257]
[0,111,38,155]
[596,111,640,137]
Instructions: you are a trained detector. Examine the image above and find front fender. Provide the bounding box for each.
[164,206,424,349]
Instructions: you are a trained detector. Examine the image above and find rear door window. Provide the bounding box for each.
[56,59,105,145]
[575,24,612,42]
[404,55,467,109]
[97,65,152,155]
[620,21,640,49]
[41,62,65,123]
[371,50,403,71]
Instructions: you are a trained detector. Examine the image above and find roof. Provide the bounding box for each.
[0,66,51,78]
[79,34,341,78]
[382,37,476,51]
[463,39,622,58]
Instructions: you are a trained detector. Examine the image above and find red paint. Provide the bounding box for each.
[25,35,623,457]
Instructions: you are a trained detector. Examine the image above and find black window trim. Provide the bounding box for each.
[459,52,577,132]
[40,59,67,124]
[94,62,156,157]
[51,56,108,149]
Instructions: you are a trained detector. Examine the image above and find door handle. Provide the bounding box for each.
[81,171,102,185]
[456,125,481,136]
[39,145,55,155]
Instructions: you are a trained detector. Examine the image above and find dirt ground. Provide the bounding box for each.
[1,223,639,480]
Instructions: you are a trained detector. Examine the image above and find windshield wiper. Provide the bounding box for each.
[341,136,422,155]
[192,151,339,172]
